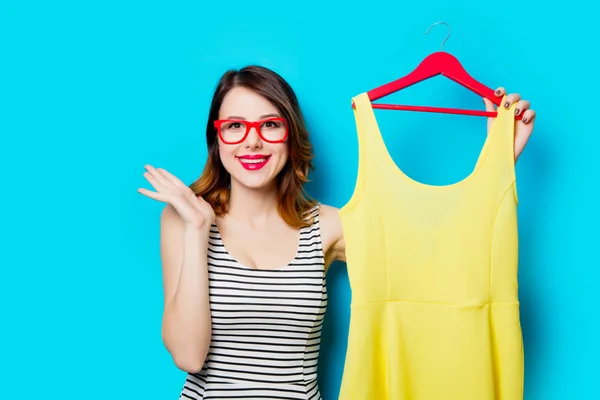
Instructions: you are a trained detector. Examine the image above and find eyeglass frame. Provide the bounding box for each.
[213,117,289,145]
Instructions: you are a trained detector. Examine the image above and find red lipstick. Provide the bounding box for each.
[237,154,271,171]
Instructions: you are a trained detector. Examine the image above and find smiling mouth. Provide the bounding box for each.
[238,157,269,164]
[237,155,272,170]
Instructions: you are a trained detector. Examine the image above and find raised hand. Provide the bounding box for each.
[138,165,215,230]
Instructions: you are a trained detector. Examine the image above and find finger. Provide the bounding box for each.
[513,100,530,117]
[138,187,187,212]
[521,109,536,124]
[143,171,166,192]
[157,168,186,188]
[503,93,521,109]
[482,97,496,112]
[137,187,169,202]
[494,87,506,97]
[144,165,171,186]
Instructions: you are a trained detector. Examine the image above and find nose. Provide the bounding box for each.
[244,126,263,149]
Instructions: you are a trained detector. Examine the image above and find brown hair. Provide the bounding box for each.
[189,65,317,228]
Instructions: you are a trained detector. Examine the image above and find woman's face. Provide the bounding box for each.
[217,86,289,191]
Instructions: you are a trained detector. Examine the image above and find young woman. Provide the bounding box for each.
[138,65,536,399]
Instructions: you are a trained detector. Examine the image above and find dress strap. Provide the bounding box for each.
[340,93,389,212]
[479,96,519,203]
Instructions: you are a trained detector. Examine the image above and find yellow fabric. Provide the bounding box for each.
[338,92,524,400]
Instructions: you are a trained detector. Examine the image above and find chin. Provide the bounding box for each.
[232,174,277,190]
[222,155,286,191]
[232,165,282,191]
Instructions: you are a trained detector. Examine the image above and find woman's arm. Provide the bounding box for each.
[159,204,212,373]
[139,165,216,373]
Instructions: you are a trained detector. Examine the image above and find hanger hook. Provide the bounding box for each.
[424,21,451,52]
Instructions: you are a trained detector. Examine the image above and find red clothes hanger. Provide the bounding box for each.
[353,22,522,120]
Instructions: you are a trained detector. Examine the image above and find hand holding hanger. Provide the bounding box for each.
[485,87,536,162]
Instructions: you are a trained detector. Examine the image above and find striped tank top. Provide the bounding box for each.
[179,204,327,400]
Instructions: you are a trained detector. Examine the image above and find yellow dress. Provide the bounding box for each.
[338,92,524,400]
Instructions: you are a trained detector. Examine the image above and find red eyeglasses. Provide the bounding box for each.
[214,117,288,145]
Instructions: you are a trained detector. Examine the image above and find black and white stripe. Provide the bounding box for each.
[179,205,327,399]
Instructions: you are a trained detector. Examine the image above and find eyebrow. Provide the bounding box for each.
[224,113,281,120]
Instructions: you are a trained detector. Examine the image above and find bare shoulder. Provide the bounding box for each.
[159,205,185,278]
[161,203,181,226]
[317,203,346,265]
[318,203,340,226]
[158,204,188,310]
[159,204,186,242]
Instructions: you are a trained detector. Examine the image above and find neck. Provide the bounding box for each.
[226,179,280,225]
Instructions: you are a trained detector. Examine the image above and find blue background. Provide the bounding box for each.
[1,0,597,399]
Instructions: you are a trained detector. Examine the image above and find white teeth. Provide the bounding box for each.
[239,158,266,164]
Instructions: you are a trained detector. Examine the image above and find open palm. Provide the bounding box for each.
[138,165,215,229]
